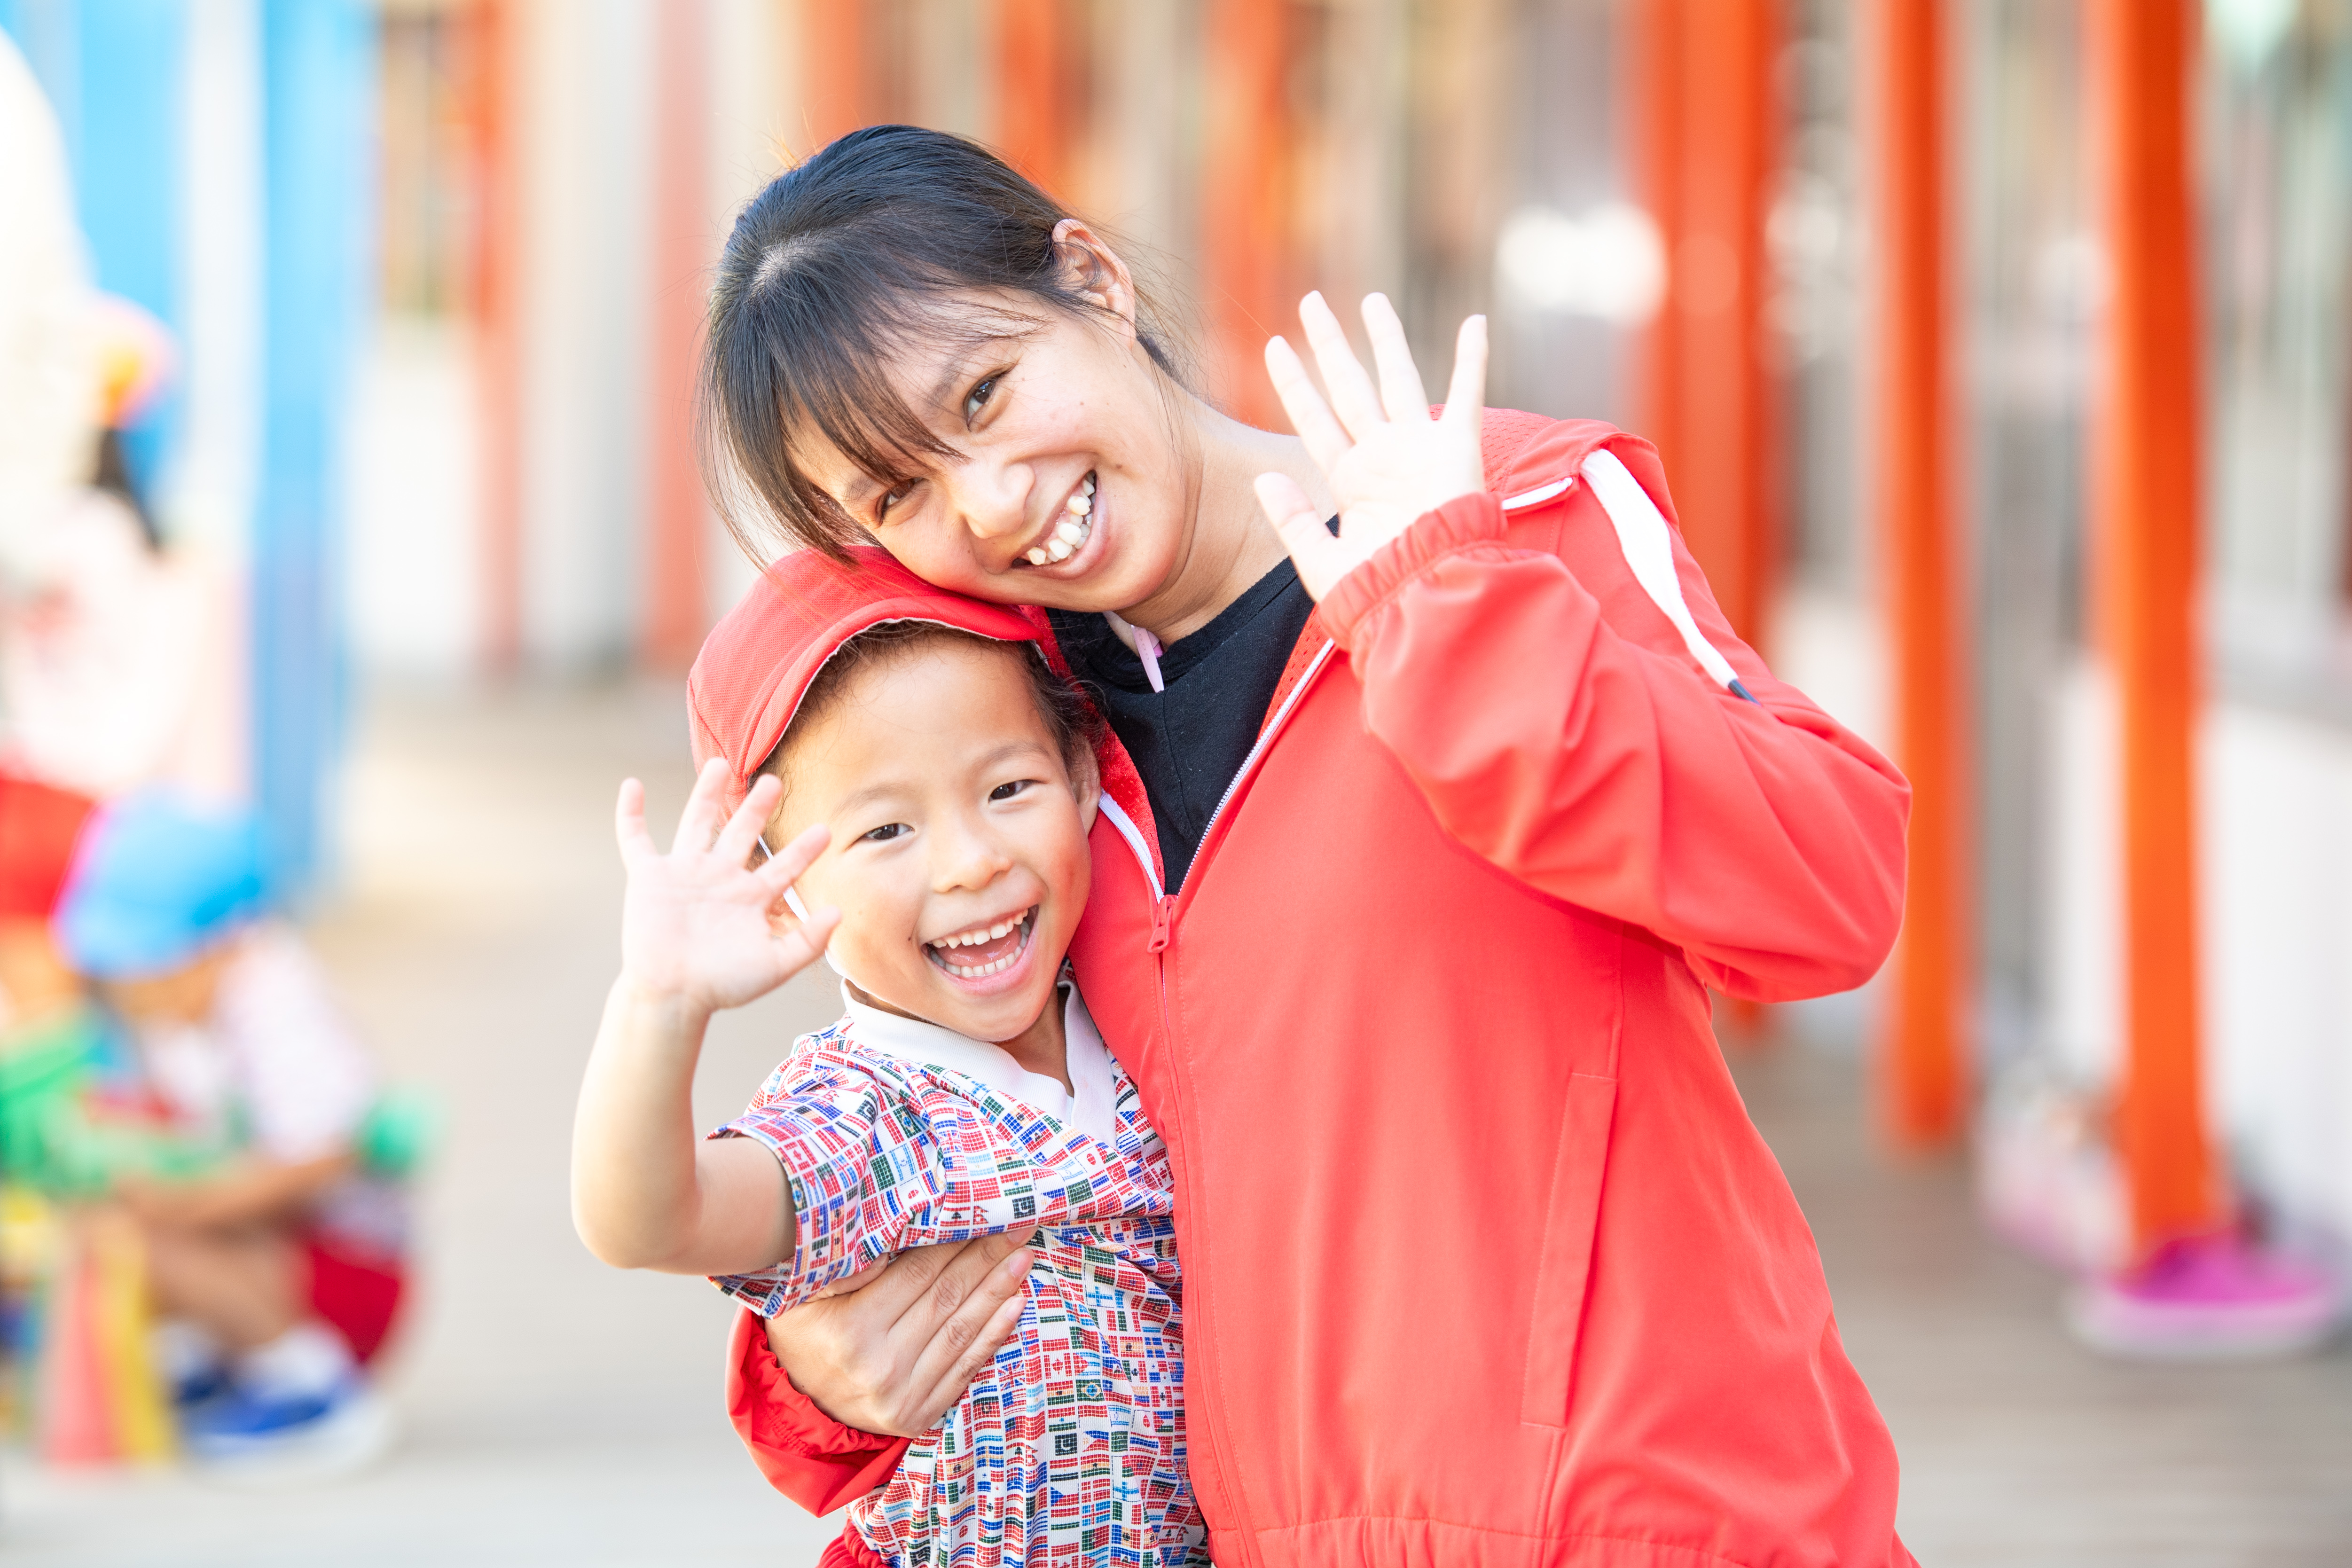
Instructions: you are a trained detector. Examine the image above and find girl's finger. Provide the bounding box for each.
[713,773,784,869]
[1255,472,1345,602]
[615,778,658,866]
[1441,314,1490,432]
[669,757,735,857]
[1297,291,1388,442]
[755,820,832,897]
[772,904,841,973]
[1361,294,1431,423]
[1263,336,1353,474]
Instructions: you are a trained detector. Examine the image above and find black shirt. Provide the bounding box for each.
[1048,558,1316,894]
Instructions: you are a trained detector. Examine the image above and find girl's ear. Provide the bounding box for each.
[1070,748,1102,834]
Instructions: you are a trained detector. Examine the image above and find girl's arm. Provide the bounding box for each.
[571,761,838,1276]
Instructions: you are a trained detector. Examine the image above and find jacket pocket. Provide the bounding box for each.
[1519,1070,1618,1428]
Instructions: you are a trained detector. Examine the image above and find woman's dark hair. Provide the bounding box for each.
[758,622,1104,796]
[700,124,1185,562]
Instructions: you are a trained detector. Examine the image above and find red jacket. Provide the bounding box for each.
[728,413,1916,1568]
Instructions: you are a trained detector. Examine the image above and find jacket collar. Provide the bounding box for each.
[839,978,1119,1143]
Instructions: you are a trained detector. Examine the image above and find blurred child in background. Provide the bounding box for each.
[53,792,407,1469]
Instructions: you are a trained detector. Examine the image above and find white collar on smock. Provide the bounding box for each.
[838,979,1121,1145]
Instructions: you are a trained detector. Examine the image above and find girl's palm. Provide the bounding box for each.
[1254,292,1488,600]
[615,761,836,1015]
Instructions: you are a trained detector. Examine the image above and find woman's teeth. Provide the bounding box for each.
[1025,473,1096,566]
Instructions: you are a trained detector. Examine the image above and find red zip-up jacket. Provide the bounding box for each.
[726,412,1917,1568]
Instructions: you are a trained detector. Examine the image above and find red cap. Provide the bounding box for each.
[688,548,1041,811]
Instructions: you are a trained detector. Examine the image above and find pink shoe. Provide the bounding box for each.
[2065,1233,2342,1359]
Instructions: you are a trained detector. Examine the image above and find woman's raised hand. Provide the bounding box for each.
[1254,291,1487,601]
[613,759,839,1018]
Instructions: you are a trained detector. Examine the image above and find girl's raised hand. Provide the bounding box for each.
[1254,291,1487,600]
[613,759,839,1017]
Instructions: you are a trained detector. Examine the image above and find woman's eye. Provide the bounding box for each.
[988,780,1034,803]
[876,482,916,522]
[860,822,911,844]
[963,376,999,423]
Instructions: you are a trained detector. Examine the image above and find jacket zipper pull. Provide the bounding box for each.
[1147,895,1177,954]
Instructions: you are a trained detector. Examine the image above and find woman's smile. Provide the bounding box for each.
[1011,470,1105,578]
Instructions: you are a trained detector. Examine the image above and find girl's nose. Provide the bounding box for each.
[933,812,1014,893]
[950,458,1035,544]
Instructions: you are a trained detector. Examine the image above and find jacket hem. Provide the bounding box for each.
[1227,1517,1916,1568]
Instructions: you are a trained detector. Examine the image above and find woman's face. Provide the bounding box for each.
[792,239,1196,616]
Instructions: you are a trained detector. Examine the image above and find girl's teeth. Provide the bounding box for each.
[1025,548,1048,566]
[1082,475,1095,496]
[1066,494,1091,517]
[1054,519,1084,545]
[1048,538,1074,562]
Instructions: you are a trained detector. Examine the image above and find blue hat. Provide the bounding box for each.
[53,792,269,981]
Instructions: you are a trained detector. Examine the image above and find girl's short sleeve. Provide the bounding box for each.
[707,1049,934,1315]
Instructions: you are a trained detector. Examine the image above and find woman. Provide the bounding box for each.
[703,126,1913,1568]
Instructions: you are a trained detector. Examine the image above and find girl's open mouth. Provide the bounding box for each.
[1018,472,1095,567]
[924,907,1037,980]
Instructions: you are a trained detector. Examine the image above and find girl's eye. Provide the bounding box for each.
[876,481,916,523]
[988,780,1034,803]
[963,376,1000,423]
[860,823,911,844]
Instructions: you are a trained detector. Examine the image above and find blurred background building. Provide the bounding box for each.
[3,0,2351,1559]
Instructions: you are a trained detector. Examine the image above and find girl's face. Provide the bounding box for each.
[793,239,1195,617]
[765,640,1097,1049]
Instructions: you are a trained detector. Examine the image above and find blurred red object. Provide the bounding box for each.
[0,773,98,918]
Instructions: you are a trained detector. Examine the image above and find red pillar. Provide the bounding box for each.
[2087,0,2225,1255]
[644,0,711,670]
[463,0,522,673]
[1631,0,1782,649]
[1201,0,1294,429]
[1871,0,1969,1146]
[997,0,1077,196]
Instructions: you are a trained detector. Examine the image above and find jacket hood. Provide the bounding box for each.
[687,547,1041,811]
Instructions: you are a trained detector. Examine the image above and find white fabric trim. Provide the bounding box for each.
[1500,475,1577,511]
[1095,793,1163,898]
[1576,448,1745,692]
[839,980,1119,1143]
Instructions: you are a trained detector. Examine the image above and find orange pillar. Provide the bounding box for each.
[1201,0,1293,429]
[1631,0,1782,648]
[1871,0,1969,1146]
[464,0,523,673]
[2088,0,2225,1255]
[645,0,711,669]
[802,0,874,149]
[997,0,1076,196]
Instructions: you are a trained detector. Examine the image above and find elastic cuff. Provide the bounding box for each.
[1319,491,1507,647]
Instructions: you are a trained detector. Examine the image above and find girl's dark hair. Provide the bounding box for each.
[758,622,1103,795]
[700,124,1185,562]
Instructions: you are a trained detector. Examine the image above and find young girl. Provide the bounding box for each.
[572,548,1203,1568]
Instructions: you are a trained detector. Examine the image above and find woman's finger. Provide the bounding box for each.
[1442,314,1490,431]
[669,757,735,857]
[904,1243,1033,1431]
[713,774,784,869]
[1361,293,1431,423]
[1255,472,1345,602]
[1297,291,1388,442]
[614,778,657,866]
[1263,336,1352,474]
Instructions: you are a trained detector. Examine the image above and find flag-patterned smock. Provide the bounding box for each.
[712,981,1203,1568]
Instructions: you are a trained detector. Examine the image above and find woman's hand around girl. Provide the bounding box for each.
[613,759,839,1021]
[1253,291,1488,601]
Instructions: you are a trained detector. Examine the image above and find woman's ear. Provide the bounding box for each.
[1051,220,1137,329]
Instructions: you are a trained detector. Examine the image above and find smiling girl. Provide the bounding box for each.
[572,549,1202,1568]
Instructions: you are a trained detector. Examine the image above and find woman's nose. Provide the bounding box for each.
[949,459,1035,544]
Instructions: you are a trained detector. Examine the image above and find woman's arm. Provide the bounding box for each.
[571,762,837,1274]
[1255,294,1906,999]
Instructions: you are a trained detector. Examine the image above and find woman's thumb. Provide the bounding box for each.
[1254,472,1342,601]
